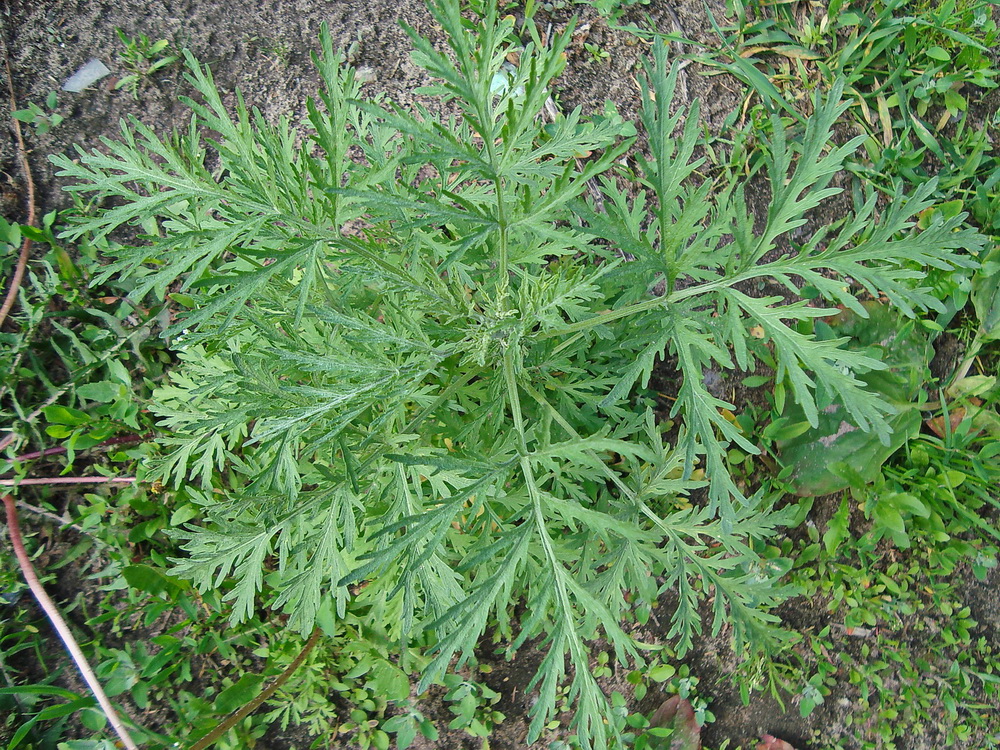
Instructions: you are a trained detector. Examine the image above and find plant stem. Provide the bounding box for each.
[14,501,89,535]
[0,476,136,487]
[502,353,527,456]
[1,432,151,473]
[2,494,141,750]
[188,627,322,750]
[0,45,36,330]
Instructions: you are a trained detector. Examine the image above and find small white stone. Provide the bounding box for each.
[62,59,112,93]
[355,66,376,85]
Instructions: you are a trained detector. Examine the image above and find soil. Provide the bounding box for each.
[2,0,999,749]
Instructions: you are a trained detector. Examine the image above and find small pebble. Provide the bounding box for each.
[62,59,112,92]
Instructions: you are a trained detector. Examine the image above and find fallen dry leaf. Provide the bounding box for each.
[647,695,701,750]
[925,406,969,438]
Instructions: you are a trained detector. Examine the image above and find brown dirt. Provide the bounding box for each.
[3,0,999,749]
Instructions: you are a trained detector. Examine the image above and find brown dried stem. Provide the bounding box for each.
[1,432,152,473]
[0,476,136,486]
[189,627,322,750]
[2,493,140,750]
[0,44,37,330]
[13,500,88,534]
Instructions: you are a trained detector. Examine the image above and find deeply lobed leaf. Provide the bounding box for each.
[50,4,986,747]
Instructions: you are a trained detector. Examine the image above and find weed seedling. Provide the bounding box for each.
[114,29,179,99]
[11,91,64,135]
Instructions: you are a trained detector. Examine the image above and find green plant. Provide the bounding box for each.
[11,92,64,136]
[0,231,240,747]
[768,510,1000,746]
[49,0,986,746]
[720,0,998,121]
[955,238,1000,379]
[272,611,420,747]
[774,396,1000,745]
[0,213,164,463]
[833,405,1000,562]
[113,29,179,99]
[2,483,336,749]
[0,683,101,748]
[2,88,338,750]
[259,39,292,66]
[708,0,1000,236]
[442,673,504,740]
[774,301,933,496]
[382,704,439,750]
[583,42,610,62]
[620,695,701,750]
[1,548,79,747]
[575,0,650,22]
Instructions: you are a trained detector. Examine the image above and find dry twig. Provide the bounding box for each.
[0,43,37,330]
[0,475,136,486]
[189,627,323,750]
[2,493,141,750]
[1,432,152,469]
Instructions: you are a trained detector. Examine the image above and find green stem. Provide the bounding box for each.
[505,362,575,634]
[502,353,527,456]
[538,295,667,340]
[538,255,836,342]
[492,150,510,288]
[521,382,635,502]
